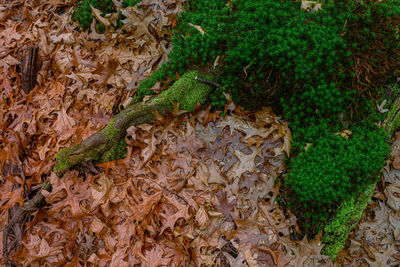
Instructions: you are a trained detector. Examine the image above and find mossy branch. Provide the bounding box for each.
[383,96,400,137]
[53,70,219,177]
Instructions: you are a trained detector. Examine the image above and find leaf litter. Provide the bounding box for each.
[0,0,397,266]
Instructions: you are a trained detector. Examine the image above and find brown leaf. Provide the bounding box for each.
[42,171,91,218]
[89,3,111,27]
[385,183,400,211]
[0,185,24,210]
[195,205,210,230]
[53,106,76,139]
[91,173,114,209]
[215,190,236,218]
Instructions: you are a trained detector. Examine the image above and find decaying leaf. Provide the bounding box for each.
[89,3,111,27]
[195,205,210,230]
[385,183,400,211]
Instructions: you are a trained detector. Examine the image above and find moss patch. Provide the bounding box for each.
[100,138,127,162]
[322,179,376,260]
[151,70,215,112]
[53,147,74,177]
[102,118,119,142]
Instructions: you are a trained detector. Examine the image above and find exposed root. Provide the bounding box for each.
[53,70,219,177]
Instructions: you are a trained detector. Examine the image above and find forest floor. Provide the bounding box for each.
[0,0,398,266]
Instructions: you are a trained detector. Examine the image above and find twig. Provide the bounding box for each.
[3,180,50,266]
[195,76,222,88]
[205,216,228,239]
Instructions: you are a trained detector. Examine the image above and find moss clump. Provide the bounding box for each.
[151,70,217,112]
[286,126,390,233]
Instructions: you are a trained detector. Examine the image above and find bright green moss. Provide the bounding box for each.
[102,118,119,142]
[151,70,216,112]
[286,126,390,232]
[53,147,73,177]
[322,180,376,260]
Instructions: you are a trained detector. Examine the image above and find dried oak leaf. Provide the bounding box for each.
[109,246,130,267]
[259,244,291,267]
[364,244,395,267]
[121,7,156,38]
[89,3,111,27]
[0,183,24,210]
[42,171,91,218]
[23,234,63,260]
[91,173,114,209]
[52,105,76,141]
[129,191,162,222]
[229,149,257,179]
[144,245,172,267]
[391,137,400,169]
[384,183,400,211]
[195,205,210,230]
[215,190,236,218]
[159,195,191,234]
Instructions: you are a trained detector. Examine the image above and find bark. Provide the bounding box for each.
[53,69,220,177]
[21,45,39,94]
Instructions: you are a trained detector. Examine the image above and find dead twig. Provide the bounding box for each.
[3,179,50,266]
[195,76,222,88]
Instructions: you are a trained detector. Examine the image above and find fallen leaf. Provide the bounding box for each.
[89,3,111,27]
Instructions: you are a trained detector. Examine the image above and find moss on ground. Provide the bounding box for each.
[53,69,215,176]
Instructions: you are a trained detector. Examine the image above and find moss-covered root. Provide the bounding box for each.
[53,70,217,177]
[383,96,400,137]
[321,180,376,260]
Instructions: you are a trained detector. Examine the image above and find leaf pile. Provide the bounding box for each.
[0,0,181,264]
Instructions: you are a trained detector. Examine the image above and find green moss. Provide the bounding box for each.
[285,125,389,233]
[322,180,376,260]
[53,147,73,177]
[100,138,127,162]
[102,118,119,142]
[151,70,215,112]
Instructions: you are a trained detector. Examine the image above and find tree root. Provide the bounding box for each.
[53,70,219,177]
